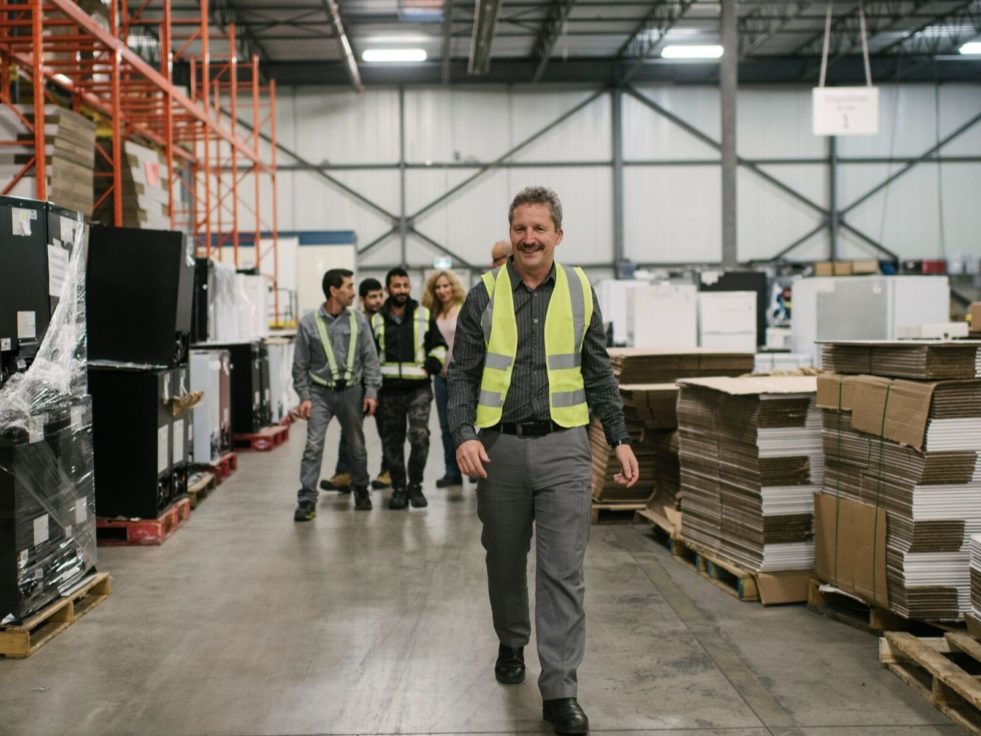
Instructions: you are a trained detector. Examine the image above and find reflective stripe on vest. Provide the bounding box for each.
[372,306,433,381]
[475,262,593,428]
[311,309,358,387]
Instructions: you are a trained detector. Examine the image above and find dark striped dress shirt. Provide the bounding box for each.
[447,260,628,447]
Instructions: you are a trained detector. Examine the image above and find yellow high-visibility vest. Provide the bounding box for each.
[475,262,592,428]
[371,305,446,380]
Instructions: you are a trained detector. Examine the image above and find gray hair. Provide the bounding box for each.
[508,186,563,231]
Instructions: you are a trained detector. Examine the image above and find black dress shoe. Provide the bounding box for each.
[542,698,589,735]
[494,644,524,684]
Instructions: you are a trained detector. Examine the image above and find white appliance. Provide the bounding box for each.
[236,274,270,340]
[698,291,757,352]
[265,338,297,423]
[627,283,698,348]
[190,350,222,464]
[596,279,647,345]
[792,276,950,366]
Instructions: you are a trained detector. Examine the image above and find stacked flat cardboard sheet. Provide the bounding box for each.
[94,140,169,229]
[820,340,981,380]
[608,348,753,384]
[816,369,981,620]
[677,376,822,573]
[971,534,981,622]
[0,105,96,215]
[588,418,655,503]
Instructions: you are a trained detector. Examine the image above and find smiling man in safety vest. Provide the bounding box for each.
[448,186,638,736]
[292,269,381,520]
[371,267,448,510]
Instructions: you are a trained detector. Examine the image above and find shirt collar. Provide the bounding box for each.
[506,259,556,292]
[319,304,348,320]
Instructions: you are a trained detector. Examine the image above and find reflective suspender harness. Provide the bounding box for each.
[475,262,592,428]
[311,310,358,389]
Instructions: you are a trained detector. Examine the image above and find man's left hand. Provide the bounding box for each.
[363,397,377,416]
[612,444,639,487]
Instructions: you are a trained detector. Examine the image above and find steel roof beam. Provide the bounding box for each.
[531,0,577,81]
[208,0,272,64]
[322,0,363,91]
[739,1,813,56]
[442,0,455,83]
[469,0,505,74]
[615,0,696,83]
[876,0,980,55]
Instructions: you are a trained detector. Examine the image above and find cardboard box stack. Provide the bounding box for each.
[677,376,823,591]
[815,340,981,621]
[592,349,754,510]
[0,105,96,216]
[94,140,169,229]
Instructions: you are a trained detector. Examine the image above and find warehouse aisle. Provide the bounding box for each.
[0,416,961,736]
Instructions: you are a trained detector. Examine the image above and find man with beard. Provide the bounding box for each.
[321,277,392,492]
[292,269,381,519]
[371,267,447,510]
[448,187,637,735]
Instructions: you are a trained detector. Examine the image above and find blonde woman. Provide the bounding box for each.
[422,270,466,487]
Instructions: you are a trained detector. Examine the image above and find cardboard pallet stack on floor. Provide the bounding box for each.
[93,140,169,229]
[970,534,981,635]
[677,375,823,603]
[0,105,96,216]
[591,349,754,510]
[814,340,981,622]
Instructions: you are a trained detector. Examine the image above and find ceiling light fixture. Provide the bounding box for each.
[468,0,504,75]
[959,41,981,55]
[661,44,724,59]
[362,48,428,63]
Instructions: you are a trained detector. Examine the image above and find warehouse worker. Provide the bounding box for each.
[448,186,638,736]
[322,277,391,492]
[490,240,511,268]
[292,269,381,520]
[372,267,448,510]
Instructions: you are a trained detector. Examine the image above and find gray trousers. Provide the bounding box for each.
[298,386,368,503]
[476,426,592,700]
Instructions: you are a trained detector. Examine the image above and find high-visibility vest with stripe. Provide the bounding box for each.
[311,309,358,388]
[371,305,446,380]
[475,262,593,428]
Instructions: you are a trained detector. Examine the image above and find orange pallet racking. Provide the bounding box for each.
[0,0,279,314]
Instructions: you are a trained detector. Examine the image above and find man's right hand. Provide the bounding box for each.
[297,400,312,420]
[456,439,490,479]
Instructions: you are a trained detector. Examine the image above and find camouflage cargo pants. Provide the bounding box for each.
[377,384,432,490]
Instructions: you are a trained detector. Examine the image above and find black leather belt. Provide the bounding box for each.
[490,420,564,438]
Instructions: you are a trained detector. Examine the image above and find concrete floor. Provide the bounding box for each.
[0,415,962,736]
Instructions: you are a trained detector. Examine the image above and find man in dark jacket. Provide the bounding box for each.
[371,267,447,510]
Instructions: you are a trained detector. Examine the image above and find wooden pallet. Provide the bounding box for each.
[679,544,761,603]
[0,572,111,658]
[881,631,981,734]
[186,472,217,509]
[635,506,689,556]
[591,502,645,524]
[234,424,289,451]
[96,497,191,546]
[808,580,957,636]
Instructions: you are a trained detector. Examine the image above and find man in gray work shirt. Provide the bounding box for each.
[448,187,638,735]
[292,268,382,519]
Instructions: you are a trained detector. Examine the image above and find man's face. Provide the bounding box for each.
[387,275,411,307]
[509,203,562,272]
[361,289,384,315]
[332,276,355,307]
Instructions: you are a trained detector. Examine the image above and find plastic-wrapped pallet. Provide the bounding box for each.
[0,222,97,622]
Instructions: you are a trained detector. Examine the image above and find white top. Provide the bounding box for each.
[435,305,459,378]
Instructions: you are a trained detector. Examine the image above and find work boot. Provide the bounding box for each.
[435,475,463,488]
[494,644,525,685]
[371,470,392,490]
[407,483,428,508]
[353,487,372,511]
[320,472,352,493]
[542,698,589,735]
[293,500,316,522]
[388,487,408,510]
